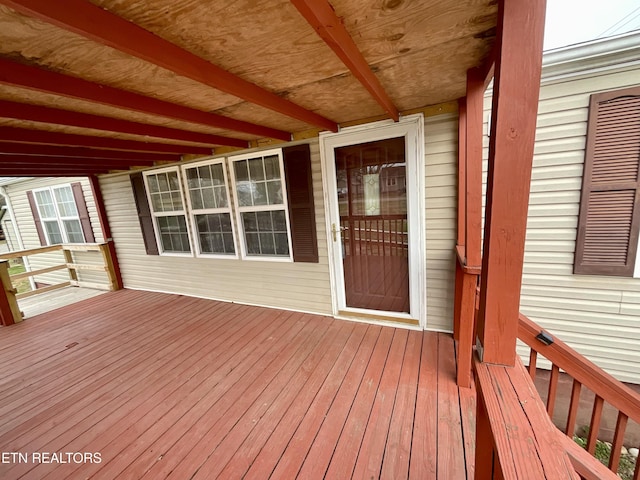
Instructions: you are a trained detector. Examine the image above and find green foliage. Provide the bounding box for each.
[573,434,637,480]
[7,263,31,294]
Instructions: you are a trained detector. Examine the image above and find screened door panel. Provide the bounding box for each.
[335,137,409,313]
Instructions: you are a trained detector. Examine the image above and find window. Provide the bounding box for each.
[143,167,191,255]
[229,149,293,260]
[574,86,640,277]
[130,144,318,262]
[31,185,87,244]
[183,159,236,257]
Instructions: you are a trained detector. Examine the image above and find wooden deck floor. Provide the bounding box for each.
[0,289,475,479]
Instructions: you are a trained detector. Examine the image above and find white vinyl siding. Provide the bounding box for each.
[100,140,332,314]
[424,112,458,332]
[484,59,640,384]
[3,177,107,288]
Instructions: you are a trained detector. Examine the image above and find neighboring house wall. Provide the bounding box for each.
[484,33,640,384]
[100,111,459,330]
[4,177,108,288]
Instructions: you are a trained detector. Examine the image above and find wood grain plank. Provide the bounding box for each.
[131,313,327,480]
[75,310,304,479]
[379,329,422,479]
[351,329,408,479]
[408,332,439,479]
[323,327,395,480]
[437,333,467,479]
[188,320,359,480]
[295,325,381,479]
[5,301,263,479]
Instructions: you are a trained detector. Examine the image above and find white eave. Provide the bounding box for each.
[542,29,640,83]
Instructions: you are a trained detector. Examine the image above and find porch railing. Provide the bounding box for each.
[518,313,640,480]
[455,252,640,479]
[0,242,120,326]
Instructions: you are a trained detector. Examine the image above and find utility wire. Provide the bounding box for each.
[598,5,640,37]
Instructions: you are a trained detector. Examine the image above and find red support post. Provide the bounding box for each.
[475,0,546,366]
[465,68,485,269]
[89,175,124,290]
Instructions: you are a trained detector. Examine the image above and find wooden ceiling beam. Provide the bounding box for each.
[0,100,247,148]
[0,127,212,155]
[1,0,339,132]
[0,154,155,167]
[0,142,180,162]
[290,0,399,121]
[0,59,289,142]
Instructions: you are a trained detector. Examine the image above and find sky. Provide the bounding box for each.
[544,0,640,50]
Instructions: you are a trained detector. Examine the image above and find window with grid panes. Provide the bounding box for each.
[229,149,292,259]
[183,160,236,256]
[143,168,191,254]
[33,185,85,244]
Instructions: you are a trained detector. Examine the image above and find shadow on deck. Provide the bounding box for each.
[0,289,475,479]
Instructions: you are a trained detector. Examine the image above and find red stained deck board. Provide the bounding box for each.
[264,323,367,479]
[189,320,357,480]
[380,329,423,479]
[296,325,382,479]
[409,331,439,478]
[0,295,232,442]
[351,329,410,479]
[0,293,196,434]
[41,309,307,480]
[74,310,306,480]
[4,300,261,479]
[153,315,342,480]
[0,290,475,479]
[437,333,468,479]
[324,327,395,479]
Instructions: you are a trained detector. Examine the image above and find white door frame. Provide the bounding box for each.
[319,114,426,328]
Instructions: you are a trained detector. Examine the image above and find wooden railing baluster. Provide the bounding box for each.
[565,379,582,436]
[608,412,628,472]
[528,349,538,380]
[586,395,604,455]
[547,364,560,416]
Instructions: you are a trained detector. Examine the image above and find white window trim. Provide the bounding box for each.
[33,184,85,245]
[181,158,239,259]
[143,166,193,257]
[228,148,294,262]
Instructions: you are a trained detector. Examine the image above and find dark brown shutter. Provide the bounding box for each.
[71,182,95,243]
[26,190,47,246]
[283,144,318,263]
[574,86,640,276]
[130,172,159,255]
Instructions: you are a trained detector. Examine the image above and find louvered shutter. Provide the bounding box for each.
[71,182,95,243]
[26,190,47,246]
[574,87,640,276]
[130,172,159,255]
[283,144,319,263]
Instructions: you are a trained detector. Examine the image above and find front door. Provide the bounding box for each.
[335,137,409,312]
[322,117,425,325]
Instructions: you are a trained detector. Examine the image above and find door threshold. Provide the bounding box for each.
[337,310,420,327]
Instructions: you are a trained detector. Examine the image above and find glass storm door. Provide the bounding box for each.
[334,137,409,313]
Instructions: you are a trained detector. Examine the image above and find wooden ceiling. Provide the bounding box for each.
[0,0,497,176]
